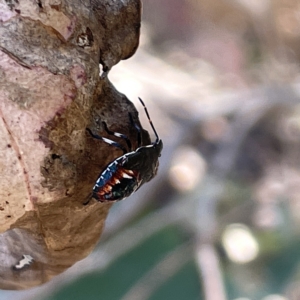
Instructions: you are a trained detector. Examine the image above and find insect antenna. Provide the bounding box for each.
[129,112,142,147]
[138,97,160,143]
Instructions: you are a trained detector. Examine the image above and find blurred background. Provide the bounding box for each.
[4,0,300,299]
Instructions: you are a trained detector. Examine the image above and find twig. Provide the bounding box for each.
[196,243,227,300]
[193,87,282,300]
[120,242,193,300]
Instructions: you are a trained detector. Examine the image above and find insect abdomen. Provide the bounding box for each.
[93,163,140,201]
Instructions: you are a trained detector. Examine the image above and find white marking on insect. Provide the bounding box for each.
[122,173,133,179]
[101,137,119,146]
[13,254,34,270]
[96,177,102,184]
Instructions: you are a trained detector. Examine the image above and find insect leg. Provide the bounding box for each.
[86,128,127,154]
[83,192,93,205]
[102,122,132,151]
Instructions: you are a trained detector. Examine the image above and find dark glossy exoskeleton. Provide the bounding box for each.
[87,98,163,202]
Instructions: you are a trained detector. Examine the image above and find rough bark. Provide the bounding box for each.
[0,0,143,289]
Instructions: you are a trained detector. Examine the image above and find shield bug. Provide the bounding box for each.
[87,98,163,202]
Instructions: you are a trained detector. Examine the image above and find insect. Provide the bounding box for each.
[87,98,163,202]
